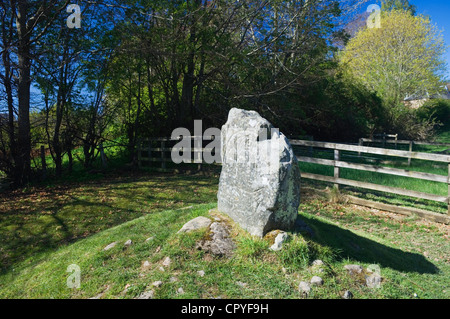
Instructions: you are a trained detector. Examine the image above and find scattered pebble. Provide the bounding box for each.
[197,270,205,277]
[141,260,151,271]
[103,242,118,251]
[310,276,324,286]
[366,273,382,289]
[124,239,132,247]
[162,257,171,267]
[343,290,353,299]
[344,264,363,275]
[152,281,163,288]
[269,232,289,251]
[312,259,324,266]
[137,290,154,299]
[177,216,212,233]
[298,281,311,295]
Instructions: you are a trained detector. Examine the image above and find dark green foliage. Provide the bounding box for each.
[417,99,450,129]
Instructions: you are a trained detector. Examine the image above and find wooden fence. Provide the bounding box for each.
[359,136,450,166]
[137,136,216,170]
[291,139,450,220]
[138,137,450,223]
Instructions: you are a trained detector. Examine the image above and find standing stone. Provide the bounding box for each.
[217,108,301,238]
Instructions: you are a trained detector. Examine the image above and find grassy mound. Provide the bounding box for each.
[1,201,448,299]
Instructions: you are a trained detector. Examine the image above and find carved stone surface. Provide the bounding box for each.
[217,108,301,238]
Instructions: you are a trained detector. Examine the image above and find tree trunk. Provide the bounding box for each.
[15,0,32,185]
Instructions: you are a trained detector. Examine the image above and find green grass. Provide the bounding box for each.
[1,129,449,298]
[0,171,219,272]
[0,172,448,299]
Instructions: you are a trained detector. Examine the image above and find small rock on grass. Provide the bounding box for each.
[343,290,353,299]
[310,276,324,286]
[298,281,311,295]
[177,216,212,233]
[197,270,205,277]
[269,232,289,251]
[124,239,132,247]
[344,264,363,275]
[312,259,324,266]
[366,273,382,288]
[152,281,163,288]
[103,242,118,251]
[162,256,171,267]
[141,260,151,271]
[137,290,154,299]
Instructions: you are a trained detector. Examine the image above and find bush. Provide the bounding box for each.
[417,99,450,128]
[389,104,438,140]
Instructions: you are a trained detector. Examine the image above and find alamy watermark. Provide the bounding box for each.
[170,120,283,170]
[367,4,381,29]
[66,4,81,29]
[66,264,81,289]
[366,264,382,288]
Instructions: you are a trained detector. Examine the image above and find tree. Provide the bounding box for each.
[0,1,70,185]
[340,10,447,107]
[381,0,416,15]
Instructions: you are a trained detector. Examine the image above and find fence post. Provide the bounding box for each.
[334,149,340,190]
[358,138,363,158]
[408,141,413,166]
[40,145,46,180]
[382,132,386,148]
[99,143,107,169]
[148,140,152,168]
[137,139,142,168]
[394,134,398,149]
[161,140,166,169]
[308,136,314,157]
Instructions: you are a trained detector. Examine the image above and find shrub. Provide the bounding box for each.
[417,99,450,128]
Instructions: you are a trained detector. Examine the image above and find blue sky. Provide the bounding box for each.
[400,0,450,80]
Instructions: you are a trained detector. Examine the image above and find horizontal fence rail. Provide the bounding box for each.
[138,137,450,220]
[360,138,450,148]
[291,139,450,217]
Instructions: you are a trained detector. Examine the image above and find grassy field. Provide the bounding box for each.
[0,130,448,299]
[0,171,448,299]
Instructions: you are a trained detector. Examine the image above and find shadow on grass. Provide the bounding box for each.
[0,171,219,274]
[298,214,439,274]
